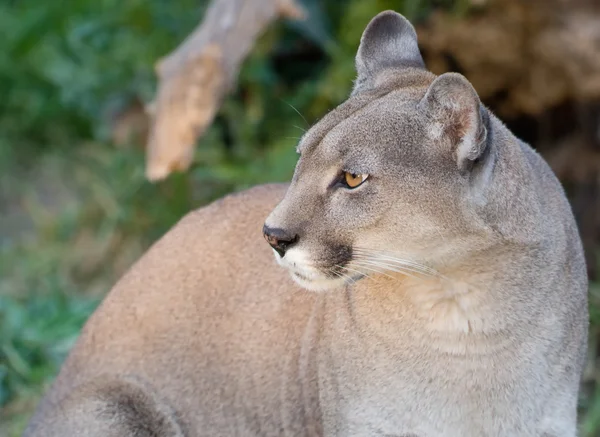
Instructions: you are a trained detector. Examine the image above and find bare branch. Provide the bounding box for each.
[145,0,305,181]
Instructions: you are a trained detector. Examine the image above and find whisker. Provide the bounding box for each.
[352,248,443,278]
[339,271,357,285]
[331,266,357,284]
[356,258,435,277]
[282,100,309,127]
[352,260,421,281]
[374,261,438,278]
[354,256,436,278]
[292,125,306,133]
[343,265,375,281]
[330,268,345,280]
[347,262,395,280]
[353,248,437,270]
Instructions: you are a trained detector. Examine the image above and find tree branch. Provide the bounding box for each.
[145,0,305,181]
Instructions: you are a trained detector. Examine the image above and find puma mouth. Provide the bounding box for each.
[289,271,349,291]
[275,247,361,291]
[291,271,311,281]
[289,268,364,292]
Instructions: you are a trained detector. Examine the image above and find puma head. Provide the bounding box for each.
[264,11,517,291]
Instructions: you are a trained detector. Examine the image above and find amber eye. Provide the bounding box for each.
[343,172,369,189]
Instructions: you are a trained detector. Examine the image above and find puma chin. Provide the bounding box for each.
[271,247,362,292]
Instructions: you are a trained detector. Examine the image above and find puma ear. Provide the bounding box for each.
[353,10,425,93]
[419,73,488,173]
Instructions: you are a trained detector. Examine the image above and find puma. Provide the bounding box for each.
[24,11,588,437]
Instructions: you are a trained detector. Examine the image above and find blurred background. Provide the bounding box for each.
[1,0,599,435]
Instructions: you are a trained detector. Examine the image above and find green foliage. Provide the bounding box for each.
[0,290,99,433]
[0,0,201,151]
[0,0,598,436]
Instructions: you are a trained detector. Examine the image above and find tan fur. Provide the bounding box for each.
[25,11,587,437]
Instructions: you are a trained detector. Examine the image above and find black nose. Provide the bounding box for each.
[262,225,299,257]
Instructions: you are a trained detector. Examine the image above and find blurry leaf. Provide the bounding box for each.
[287,0,334,52]
[581,384,600,437]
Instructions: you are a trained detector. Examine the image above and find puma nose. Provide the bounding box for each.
[262,225,298,257]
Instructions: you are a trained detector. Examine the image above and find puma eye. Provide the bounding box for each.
[343,172,369,189]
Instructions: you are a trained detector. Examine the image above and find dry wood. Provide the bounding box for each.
[145,0,305,181]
